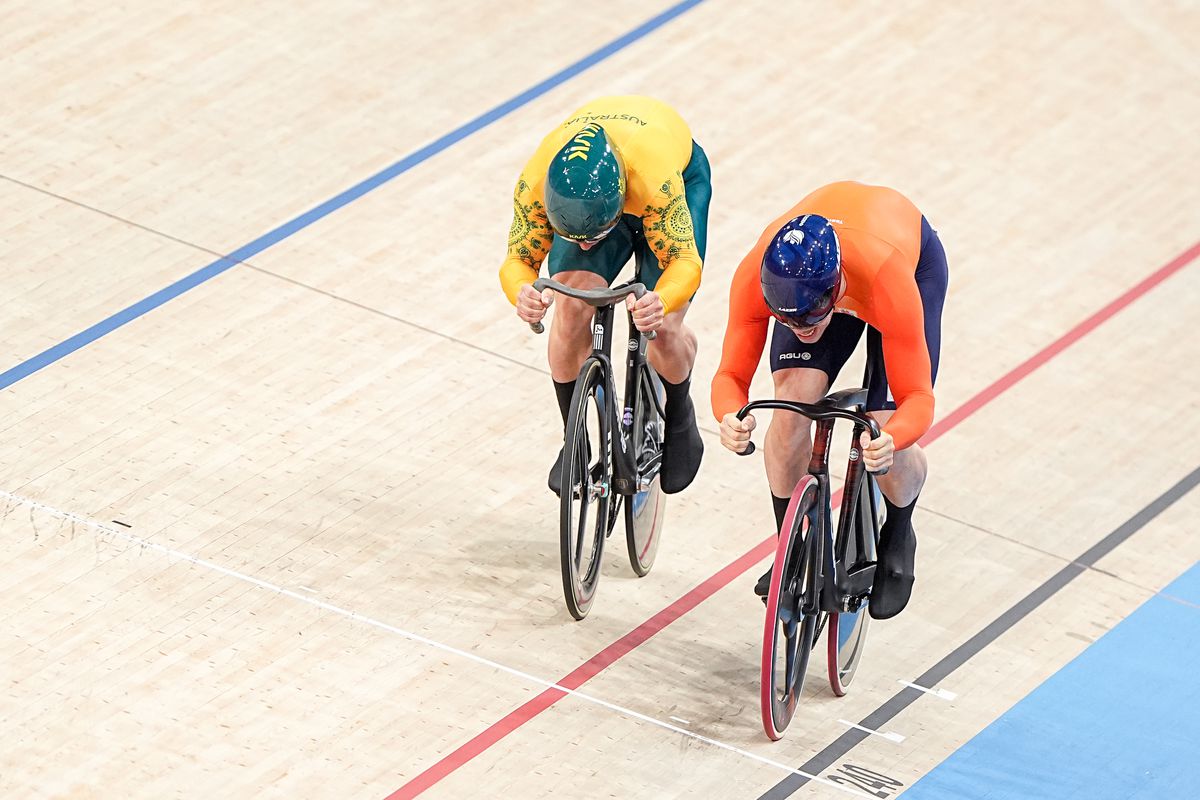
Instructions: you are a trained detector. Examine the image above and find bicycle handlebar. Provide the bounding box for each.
[533,277,646,305]
[734,399,882,457]
[526,278,656,339]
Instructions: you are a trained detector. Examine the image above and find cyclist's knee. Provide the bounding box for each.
[876,448,927,506]
[767,411,811,447]
[554,269,607,289]
[772,367,829,402]
[648,317,696,361]
[548,270,607,334]
[662,315,695,347]
[551,295,594,333]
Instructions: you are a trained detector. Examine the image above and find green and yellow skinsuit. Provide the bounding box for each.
[499,95,708,314]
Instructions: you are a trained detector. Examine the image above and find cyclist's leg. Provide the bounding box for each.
[766,367,828,498]
[636,140,712,494]
[545,218,638,382]
[755,315,863,594]
[865,215,948,617]
[638,250,700,494]
[756,364,827,596]
[870,405,928,505]
[645,299,696,383]
[767,314,865,498]
[544,219,638,494]
[863,344,923,619]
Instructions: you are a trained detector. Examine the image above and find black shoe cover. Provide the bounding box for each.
[549,443,595,497]
[660,398,703,494]
[869,522,916,620]
[754,567,772,597]
[548,447,565,496]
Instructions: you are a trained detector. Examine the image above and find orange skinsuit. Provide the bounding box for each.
[711,182,934,450]
[498,96,702,314]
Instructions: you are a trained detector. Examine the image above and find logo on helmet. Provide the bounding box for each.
[782,230,805,246]
[565,123,604,161]
[545,124,625,241]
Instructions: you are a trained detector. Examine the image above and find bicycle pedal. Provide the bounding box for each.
[844,564,876,597]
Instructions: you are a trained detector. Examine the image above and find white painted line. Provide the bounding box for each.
[898,679,957,700]
[297,586,319,594]
[837,719,905,743]
[1,490,875,799]
[669,716,691,725]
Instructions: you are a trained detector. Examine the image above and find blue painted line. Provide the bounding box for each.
[0,0,706,392]
[904,561,1200,800]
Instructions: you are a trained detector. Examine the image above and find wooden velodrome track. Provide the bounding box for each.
[3,2,1199,797]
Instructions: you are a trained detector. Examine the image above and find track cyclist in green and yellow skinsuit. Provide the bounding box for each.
[500,96,712,496]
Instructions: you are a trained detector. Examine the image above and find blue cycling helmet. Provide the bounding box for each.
[544,123,626,241]
[760,214,842,327]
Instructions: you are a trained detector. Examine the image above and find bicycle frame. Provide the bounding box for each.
[812,417,879,613]
[743,393,888,734]
[533,278,664,498]
[738,398,882,613]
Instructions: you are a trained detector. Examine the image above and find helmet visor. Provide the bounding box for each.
[769,285,837,329]
[558,220,619,244]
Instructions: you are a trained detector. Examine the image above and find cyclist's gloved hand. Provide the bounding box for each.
[626,291,665,333]
[720,412,756,453]
[860,429,894,473]
[517,283,553,325]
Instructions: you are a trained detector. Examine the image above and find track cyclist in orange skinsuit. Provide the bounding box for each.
[500,96,712,496]
[711,182,949,619]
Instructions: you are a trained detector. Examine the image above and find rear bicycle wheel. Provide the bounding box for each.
[559,360,612,621]
[625,367,666,576]
[827,475,883,694]
[761,475,821,740]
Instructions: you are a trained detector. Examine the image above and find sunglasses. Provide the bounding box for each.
[771,312,831,331]
[561,220,619,246]
[770,290,836,330]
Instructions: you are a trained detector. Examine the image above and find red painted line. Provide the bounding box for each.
[386,538,775,799]
[920,239,1200,447]
[388,239,1200,797]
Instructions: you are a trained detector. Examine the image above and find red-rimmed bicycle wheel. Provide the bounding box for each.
[761,475,820,740]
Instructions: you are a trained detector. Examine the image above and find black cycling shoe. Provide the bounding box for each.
[548,447,565,496]
[754,567,772,598]
[660,404,703,494]
[548,443,596,497]
[869,521,917,620]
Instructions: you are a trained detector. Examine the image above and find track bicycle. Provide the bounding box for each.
[737,388,886,739]
[531,277,667,620]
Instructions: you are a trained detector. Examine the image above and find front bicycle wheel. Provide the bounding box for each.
[761,475,821,740]
[559,359,612,621]
[625,367,666,577]
[827,475,883,695]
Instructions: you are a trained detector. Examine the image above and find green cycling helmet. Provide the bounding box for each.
[544,123,626,241]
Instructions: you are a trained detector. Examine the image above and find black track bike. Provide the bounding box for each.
[737,388,886,739]
[530,278,667,620]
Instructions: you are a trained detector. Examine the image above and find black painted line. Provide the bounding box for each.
[759,463,1200,799]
